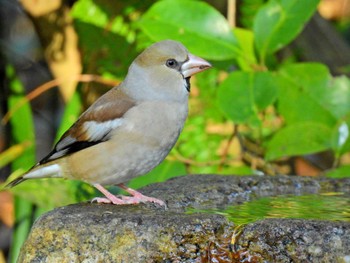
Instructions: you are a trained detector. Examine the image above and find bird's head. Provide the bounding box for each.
[124,40,211,102]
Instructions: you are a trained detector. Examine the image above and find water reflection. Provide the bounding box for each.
[187,193,350,225]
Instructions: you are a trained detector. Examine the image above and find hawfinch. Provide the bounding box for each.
[7,40,211,205]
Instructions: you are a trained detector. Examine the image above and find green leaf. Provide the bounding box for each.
[221,165,258,176]
[71,0,108,28]
[266,122,332,160]
[218,72,258,124]
[7,74,35,168]
[280,63,330,89]
[127,161,186,190]
[139,0,240,60]
[326,165,350,178]
[280,64,350,120]
[217,71,278,125]
[74,20,135,78]
[253,0,319,62]
[331,119,350,157]
[72,0,138,78]
[6,64,36,263]
[254,71,279,110]
[277,63,337,126]
[238,0,265,28]
[233,27,258,71]
[10,197,32,263]
[320,76,350,119]
[0,142,32,169]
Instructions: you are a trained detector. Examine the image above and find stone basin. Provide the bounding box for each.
[18,174,350,262]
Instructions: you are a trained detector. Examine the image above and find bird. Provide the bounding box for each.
[6,40,212,206]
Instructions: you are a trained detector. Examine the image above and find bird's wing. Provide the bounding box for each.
[39,92,136,165]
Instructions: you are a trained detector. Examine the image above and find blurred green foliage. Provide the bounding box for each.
[3,0,350,260]
[4,0,350,206]
[5,65,36,263]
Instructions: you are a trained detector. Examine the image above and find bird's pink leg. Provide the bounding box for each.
[92,183,126,204]
[91,183,165,206]
[118,183,166,206]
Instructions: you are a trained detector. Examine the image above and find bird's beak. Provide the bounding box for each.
[181,54,212,78]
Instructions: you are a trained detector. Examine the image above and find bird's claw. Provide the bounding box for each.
[91,195,166,206]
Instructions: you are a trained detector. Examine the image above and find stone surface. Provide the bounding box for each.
[232,219,350,262]
[141,174,350,211]
[18,203,233,263]
[18,174,350,262]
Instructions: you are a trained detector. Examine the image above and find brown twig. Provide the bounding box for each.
[227,0,236,27]
[167,153,223,167]
[2,74,119,124]
[218,124,238,171]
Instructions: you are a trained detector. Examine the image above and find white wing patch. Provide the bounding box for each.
[24,164,62,179]
[42,118,125,163]
[83,119,124,141]
[56,135,76,151]
[48,149,69,160]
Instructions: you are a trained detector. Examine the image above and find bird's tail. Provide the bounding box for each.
[6,176,27,188]
[5,163,62,188]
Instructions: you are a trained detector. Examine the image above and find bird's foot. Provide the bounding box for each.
[92,183,166,206]
[91,196,126,205]
[118,183,166,206]
[120,194,166,206]
[92,183,130,205]
[91,195,165,206]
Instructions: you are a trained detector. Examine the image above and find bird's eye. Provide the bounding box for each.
[166,59,178,68]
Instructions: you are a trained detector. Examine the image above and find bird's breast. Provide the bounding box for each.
[122,100,188,148]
